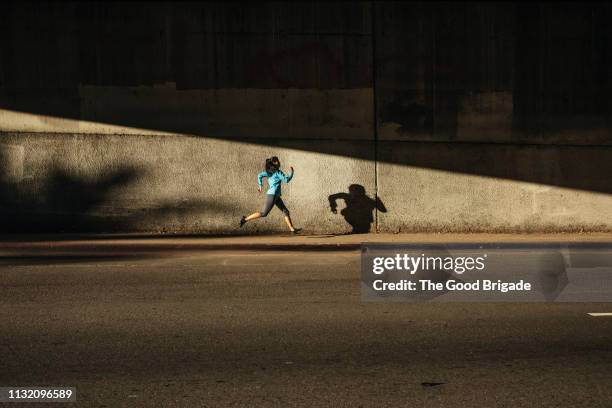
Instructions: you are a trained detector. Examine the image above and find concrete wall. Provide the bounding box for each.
[375,2,612,232]
[0,2,610,233]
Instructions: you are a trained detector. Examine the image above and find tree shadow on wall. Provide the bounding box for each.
[44,167,137,231]
[328,184,387,234]
[0,166,139,232]
[0,164,229,233]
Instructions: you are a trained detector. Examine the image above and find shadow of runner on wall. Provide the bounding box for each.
[328,184,387,234]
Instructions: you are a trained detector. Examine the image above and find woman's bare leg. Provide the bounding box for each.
[245,212,262,222]
[284,215,296,232]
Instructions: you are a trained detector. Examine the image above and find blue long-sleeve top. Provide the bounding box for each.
[258,169,294,196]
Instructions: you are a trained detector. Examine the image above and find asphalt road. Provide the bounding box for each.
[1,249,612,407]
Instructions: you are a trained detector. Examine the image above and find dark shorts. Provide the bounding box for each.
[261,194,290,217]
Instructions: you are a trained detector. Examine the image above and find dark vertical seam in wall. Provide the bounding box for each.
[371,1,379,233]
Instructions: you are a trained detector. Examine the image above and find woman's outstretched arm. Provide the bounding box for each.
[257,171,268,192]
[281,166,294,183]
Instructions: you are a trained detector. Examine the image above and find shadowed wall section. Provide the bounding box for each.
[0,2,610,233]
[374,2,612,232]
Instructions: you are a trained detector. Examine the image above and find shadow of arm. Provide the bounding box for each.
[375,196,387,213]
[328,193,348,213]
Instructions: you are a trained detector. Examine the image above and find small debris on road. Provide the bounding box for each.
[421,382,445,387]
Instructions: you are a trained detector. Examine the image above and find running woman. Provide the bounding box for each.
[239,156,302,233]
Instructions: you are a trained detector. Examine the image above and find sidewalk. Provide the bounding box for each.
[1,232,611,256]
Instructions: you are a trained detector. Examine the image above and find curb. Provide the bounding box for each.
[0,242,363,257]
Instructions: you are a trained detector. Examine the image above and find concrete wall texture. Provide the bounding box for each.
[0,2,611,233]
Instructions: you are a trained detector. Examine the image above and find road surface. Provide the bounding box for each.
[1,248,612,407]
